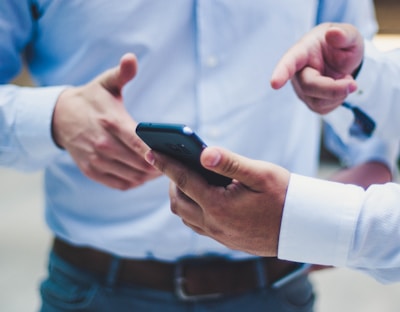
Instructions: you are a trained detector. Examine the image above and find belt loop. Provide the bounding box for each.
[255,258,268,289]
[106,256,121,289]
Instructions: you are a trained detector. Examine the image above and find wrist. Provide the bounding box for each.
[51,87,77,149]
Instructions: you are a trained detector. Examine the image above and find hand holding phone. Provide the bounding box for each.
[136,123,232,187]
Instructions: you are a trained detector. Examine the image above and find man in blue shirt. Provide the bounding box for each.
[0,1,396,311]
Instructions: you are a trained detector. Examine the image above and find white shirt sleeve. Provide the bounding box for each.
[278,173,400,284]
[348,182,400,284]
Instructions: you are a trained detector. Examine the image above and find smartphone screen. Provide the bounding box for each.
[136,122,231,187]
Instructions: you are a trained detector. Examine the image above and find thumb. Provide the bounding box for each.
[201,147,279,191]
[325,24,362,51]
[325,24,364,75]
[98,53,138,97]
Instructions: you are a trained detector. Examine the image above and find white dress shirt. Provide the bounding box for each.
[279,40,400,283]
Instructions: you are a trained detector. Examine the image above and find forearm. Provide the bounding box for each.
[329,161,392,189]
[323,124,399,188]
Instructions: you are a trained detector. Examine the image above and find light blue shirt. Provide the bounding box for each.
[0,0,386,261]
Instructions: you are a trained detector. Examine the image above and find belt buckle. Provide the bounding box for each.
[174,259,223,301]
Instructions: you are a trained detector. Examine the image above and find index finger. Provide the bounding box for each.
[270,45,310,90]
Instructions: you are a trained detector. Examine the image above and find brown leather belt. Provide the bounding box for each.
[53,238,302,300]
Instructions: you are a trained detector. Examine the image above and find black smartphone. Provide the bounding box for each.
[136,122,232,187]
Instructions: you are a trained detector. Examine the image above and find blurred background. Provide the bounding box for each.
[2,1,400,311]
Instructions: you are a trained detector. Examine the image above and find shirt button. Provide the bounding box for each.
[205,56,219,68]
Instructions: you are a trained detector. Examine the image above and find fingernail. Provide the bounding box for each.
[347,82,357,94]
[144,151,155,165]
[203,149,221,167]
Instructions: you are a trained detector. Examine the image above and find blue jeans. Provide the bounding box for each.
[40,252,315,312]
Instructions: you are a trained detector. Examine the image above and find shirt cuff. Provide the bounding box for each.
[278,173,365,267]
[15,86,67,162]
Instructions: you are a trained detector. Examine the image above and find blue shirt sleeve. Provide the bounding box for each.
[0,2,65,171]
[0,85,66,171]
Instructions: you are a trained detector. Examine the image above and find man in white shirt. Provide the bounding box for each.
[145,23,400,284]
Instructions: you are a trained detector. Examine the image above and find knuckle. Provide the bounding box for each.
[170,204,177,215]
[117,182,131,191]
[106,178,130,191]
[307,99,321,113]
[300,82,315,94]
[310,98,341,115]
[131,135,145,150]
[93,136,112,153]
[175,171,188,190]
[221,158,240,177]
[99,116,120,133]
[80,161,95,178]
[308,98,328,114]
[206,223,225,239]
[131,173,147,186]
[329,88,347,101]
[87,153,103,167]
[154,158,166,175]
